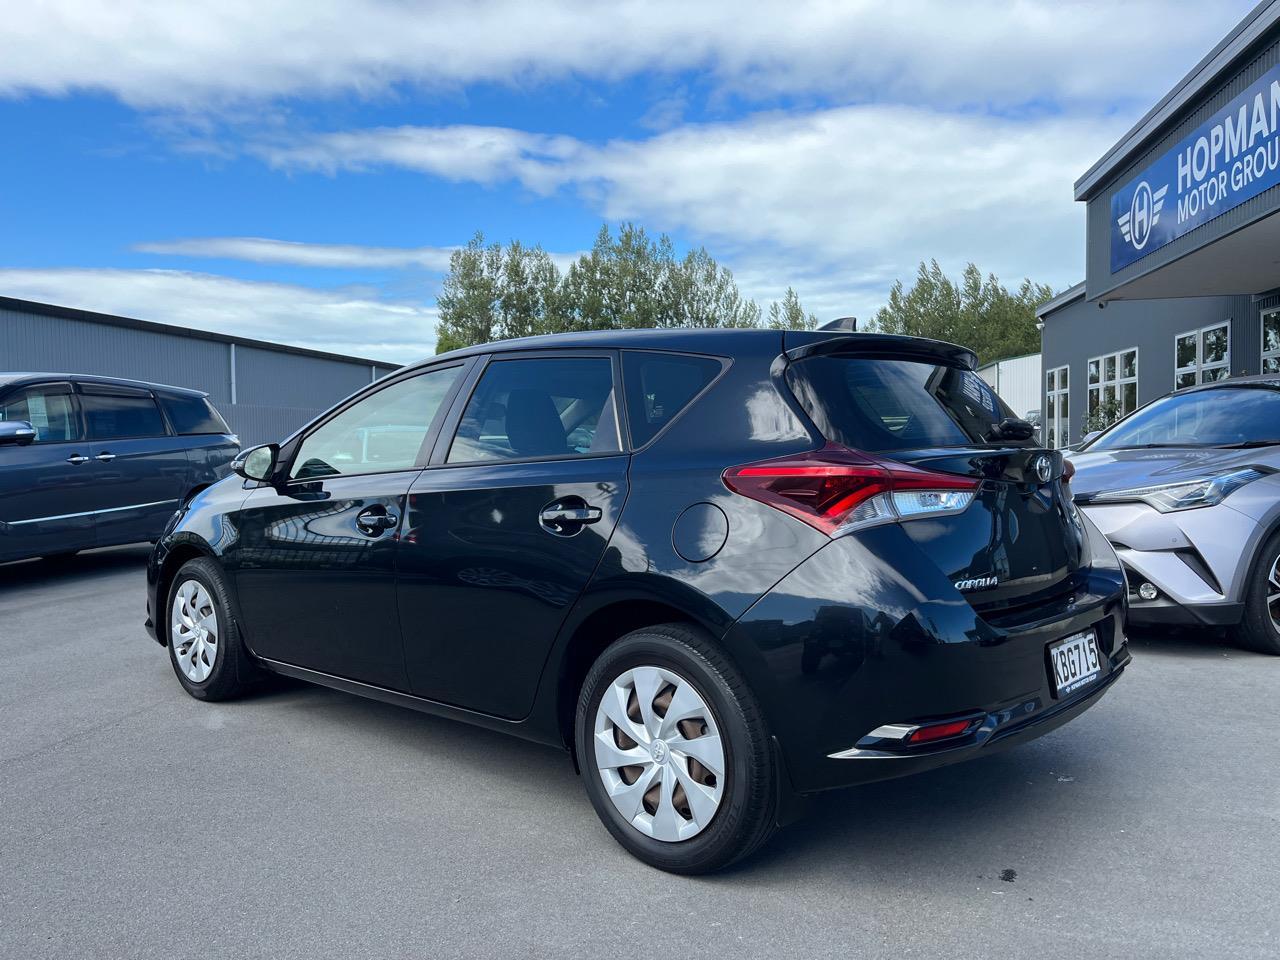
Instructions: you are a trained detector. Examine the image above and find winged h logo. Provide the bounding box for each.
[1117,181,1168,252]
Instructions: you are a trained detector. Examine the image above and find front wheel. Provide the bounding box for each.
[166,557,260,699]
[1231,531,1280,655]
[575,623,778,874]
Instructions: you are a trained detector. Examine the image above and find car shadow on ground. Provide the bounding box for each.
[0,544,152,594]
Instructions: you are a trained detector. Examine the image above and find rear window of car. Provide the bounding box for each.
[622,351,723,447]
[80,386,168,440]
[786,355,1015,452]
[159,394,230,435]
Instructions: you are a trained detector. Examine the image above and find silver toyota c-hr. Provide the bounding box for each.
[1068,375,1280,654]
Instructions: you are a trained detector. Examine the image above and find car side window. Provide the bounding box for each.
[80,386,168,440]
[0,385,80,442]
[159,394,231,435]
[621,351,723,447]
[290,366,462,480]
[448,357,620,463]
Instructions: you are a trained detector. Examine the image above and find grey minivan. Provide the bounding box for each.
[0,374,238,564]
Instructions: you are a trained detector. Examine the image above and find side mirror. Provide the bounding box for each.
[232,443,279,482]
[1081,430,1102,447]
[0,420,37,447]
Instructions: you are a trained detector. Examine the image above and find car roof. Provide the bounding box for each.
[0,372,209,398]
[1180,374,1280,393]
[415,327,976,370]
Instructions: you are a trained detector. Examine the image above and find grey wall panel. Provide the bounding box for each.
[2,305,406,446]
[1041,294,1260,442]
[1,306,232,402]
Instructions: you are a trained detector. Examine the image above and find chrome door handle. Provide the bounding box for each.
[95,452,116,462]
[355,507,399,537]
[66,455,90,465]
[540,506,602,524]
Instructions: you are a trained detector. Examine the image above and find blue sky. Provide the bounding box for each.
[0,1,1261,362]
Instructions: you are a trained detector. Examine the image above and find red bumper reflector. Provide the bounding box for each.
[906,719,974,744]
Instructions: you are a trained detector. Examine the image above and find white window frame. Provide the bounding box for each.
[1174,322,1230,389]
[1045,365,1069,449]
[1087,347,1139,425]
[1262,308,1280,375]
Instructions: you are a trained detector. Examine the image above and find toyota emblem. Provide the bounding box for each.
[1034,455,1053,484]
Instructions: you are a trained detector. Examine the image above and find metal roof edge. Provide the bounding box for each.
[1035,282,1087,319]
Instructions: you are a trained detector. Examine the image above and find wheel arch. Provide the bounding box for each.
[154,539,220,645]
[551,594,729,756]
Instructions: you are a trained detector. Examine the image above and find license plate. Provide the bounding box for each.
[1048,630,1102,696]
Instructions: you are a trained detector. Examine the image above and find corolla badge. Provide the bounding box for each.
[955,575,999,591]
[1034,454,1053,484]
[1117,180,1168,251]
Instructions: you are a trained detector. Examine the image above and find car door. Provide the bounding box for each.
[229,361,469,690]
[397,351,630,719]
[75,383,191,547]
[0,381,95,561]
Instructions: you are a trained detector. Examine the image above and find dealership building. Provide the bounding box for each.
[1039,0,1280,447]
[0,296,400,445]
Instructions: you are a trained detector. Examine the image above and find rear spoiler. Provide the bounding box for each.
[782,331,978,371]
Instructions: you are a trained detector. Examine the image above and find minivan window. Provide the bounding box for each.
[291,366,462,480]
[622,351,722,447]
[448,357,620,463]
[160,394,231,435]
[787,356,1016,452]
[0,386,80,442]
[80,386,167,440]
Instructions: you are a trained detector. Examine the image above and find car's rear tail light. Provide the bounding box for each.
[906,718,976,744]
[722,443,978,537]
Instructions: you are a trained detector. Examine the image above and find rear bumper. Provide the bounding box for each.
[723,522,1129,795]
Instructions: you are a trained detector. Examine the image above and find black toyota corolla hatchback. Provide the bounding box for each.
[146,327,1129,873]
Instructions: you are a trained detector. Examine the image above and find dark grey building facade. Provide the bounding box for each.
[1041,1,1280,446]
[0,296,400,445]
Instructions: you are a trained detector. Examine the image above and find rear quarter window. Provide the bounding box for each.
[787,356,1015,452]
[159,394,230,435]
[622,351,723,447]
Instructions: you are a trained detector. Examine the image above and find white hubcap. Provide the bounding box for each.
[171,579,219,683]
[593,665,726,842]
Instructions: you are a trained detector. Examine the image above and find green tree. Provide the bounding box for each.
[435,223,815,352]
[870,260,1053,365]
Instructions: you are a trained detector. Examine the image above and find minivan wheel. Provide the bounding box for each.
[575,623,777,874]
[166,558,259,700]
[1231,531,1280,655]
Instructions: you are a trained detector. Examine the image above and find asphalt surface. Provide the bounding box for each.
[2,546,1277,960]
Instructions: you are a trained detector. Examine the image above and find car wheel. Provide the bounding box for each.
[1231,530,1280,655]
[575,623,777,874]
[166,557,260,700]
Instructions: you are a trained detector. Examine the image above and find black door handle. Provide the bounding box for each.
[355,506,399,537]
[539,500,602,536]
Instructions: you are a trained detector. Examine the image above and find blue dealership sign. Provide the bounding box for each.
[1111,63,1280,273]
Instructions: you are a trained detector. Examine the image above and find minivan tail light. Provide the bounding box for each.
[722,443,979,537]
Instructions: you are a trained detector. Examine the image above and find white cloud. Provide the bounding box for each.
[0,0,1256,110]
[0,269,436,363]
[257,104,1122,316]
[135,237,458,271]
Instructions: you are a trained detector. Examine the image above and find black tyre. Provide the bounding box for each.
[1231,531,1280,655]
[575,623,777,874]
[165,557,260,700]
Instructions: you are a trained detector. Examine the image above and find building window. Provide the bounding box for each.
[1174,323,1230,388]
[1263,309,1280,375]
[1087,348,1138,427]
[1045,366,1069,449]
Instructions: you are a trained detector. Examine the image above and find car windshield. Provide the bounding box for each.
[1087,386,1280,450]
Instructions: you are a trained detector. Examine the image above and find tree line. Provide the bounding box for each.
[434,224,1053,365]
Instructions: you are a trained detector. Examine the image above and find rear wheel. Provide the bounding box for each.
[1231,531,1280,655]
[166,557,260,699]
[575,623,777,874]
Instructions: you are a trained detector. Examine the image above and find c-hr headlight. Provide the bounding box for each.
[1089,468,1266,512]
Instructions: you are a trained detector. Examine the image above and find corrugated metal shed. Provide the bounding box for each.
[978,352,1042,418]
[0,296,401,444]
